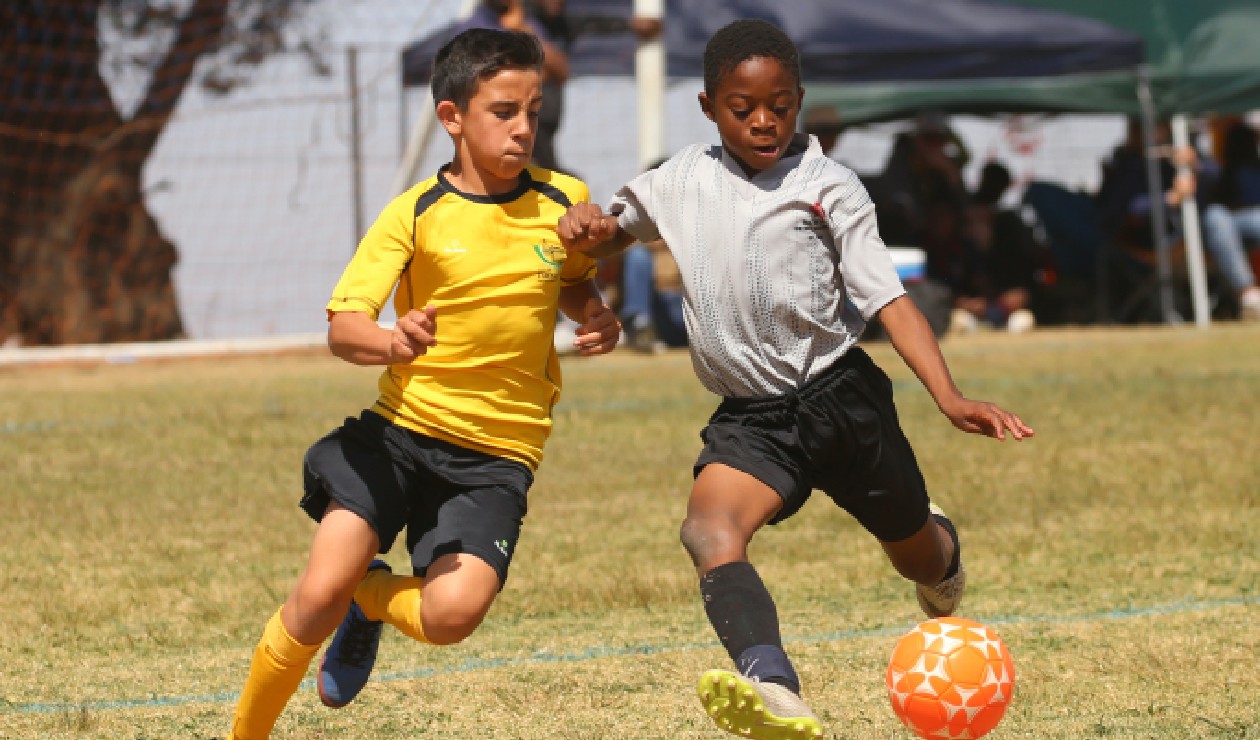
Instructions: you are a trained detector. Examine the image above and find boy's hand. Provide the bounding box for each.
[559,203,619,255]
[390,304,437,363]
[939,397,1034,441]
[572,304,621,356]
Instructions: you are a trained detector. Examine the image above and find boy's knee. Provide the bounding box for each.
[421,607,486,645]
[680,516,742,566]
[287,582,355,641]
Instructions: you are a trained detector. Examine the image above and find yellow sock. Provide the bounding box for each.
[227,608,320,740]
[354,568,431,644]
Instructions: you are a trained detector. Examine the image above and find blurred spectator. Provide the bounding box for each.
[445,1,572,171]
[619,237,686,352]
[1097,119,1188,253]
[1200,118,1260,320]
[871,111,971,250]
[1095,117,1198,321]
[404,2,662,174]
[525,0,573,171]
[950,162,1055,333]
[613,158,685,353]
[803,106,845,156]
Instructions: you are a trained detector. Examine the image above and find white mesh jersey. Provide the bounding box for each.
[610,134,906,397]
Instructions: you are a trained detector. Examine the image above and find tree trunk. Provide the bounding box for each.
[0,0,229,346]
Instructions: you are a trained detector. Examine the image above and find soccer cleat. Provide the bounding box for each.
[696,669,823,739]
[916,504,967,618]
[318,559,391,708]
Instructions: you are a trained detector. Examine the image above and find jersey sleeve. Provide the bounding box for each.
[608,167,662,244]
[823,173,906,319]
[326,194,416,320]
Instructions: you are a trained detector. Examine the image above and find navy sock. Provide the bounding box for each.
[934,512,961,581]
[699,562,800,694]
[736,645,800,694]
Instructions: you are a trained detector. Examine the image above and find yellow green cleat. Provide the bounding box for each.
[696,669,823,739]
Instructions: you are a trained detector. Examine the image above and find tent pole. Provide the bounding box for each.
[391,94,439,197]
[390,0,479,197]
[1171,115,1211,328]
[635,0,666,170]
[1136,70,1181,324]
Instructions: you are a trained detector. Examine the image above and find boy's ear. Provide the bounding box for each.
[698,91,715,122]
[436,100,462,136]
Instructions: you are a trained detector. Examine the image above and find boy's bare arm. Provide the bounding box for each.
[558,281,621,356]
[328,306,438,366]
[877,295,1034,441]
[558,203,636,259]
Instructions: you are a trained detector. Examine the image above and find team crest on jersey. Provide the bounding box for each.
[533,241,566,281]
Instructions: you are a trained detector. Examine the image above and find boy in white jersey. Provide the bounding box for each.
[559,19,1034,740]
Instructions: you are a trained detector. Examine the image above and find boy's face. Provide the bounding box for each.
[441,67,542,187]
[699,57,803,176]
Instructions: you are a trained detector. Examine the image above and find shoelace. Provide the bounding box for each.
[336,609,382,668]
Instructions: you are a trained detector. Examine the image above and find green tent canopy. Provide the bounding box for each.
[806,0,1260,124]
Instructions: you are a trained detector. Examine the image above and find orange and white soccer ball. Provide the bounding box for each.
[886,617,1015,739]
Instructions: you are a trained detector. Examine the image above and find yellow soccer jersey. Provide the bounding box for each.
[326,166,597,470]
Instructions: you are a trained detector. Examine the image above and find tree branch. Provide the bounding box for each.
[124,0,231,165]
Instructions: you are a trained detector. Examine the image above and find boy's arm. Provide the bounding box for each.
[328,305,438,366]
[558,202,637,259]
[877,295,1034,441]
[557,280,621,356]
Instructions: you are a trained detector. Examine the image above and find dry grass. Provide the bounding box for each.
[1,325,1258,738]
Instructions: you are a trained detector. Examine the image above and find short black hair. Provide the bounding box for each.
[431,28,544,110]
[702,19,800,95]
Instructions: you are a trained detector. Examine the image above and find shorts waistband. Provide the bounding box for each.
[720,347,874,415]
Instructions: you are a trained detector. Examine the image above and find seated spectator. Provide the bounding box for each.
[1097,118,1197,254]
[871,111,971,250]
[619,238,686,352]
[1200,118,1260,321]
[1095,117,1198,321]
[950,163,1055,333]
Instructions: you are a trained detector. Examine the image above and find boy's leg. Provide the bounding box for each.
[320,550,498,708]
[354,551,500,646]
[682,464,821,739]
[811,348,964,618]
[229,504,379,739]
[881,503,965,618]
[318,559,394,708]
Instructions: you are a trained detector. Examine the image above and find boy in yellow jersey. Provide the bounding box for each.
[227,28,620,739]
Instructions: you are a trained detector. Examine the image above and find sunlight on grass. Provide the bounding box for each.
[1,326,1257,738]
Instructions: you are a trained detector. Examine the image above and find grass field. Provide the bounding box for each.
[1,325,1258,739]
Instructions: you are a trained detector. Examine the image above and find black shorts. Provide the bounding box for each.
[300,410,532,586]
[694,347,931,543]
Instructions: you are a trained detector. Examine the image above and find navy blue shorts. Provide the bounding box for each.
[300,410,532,586]
[694,347,931,543]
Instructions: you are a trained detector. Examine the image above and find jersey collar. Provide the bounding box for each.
[436,165,534,204]
[717,133,817,199]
